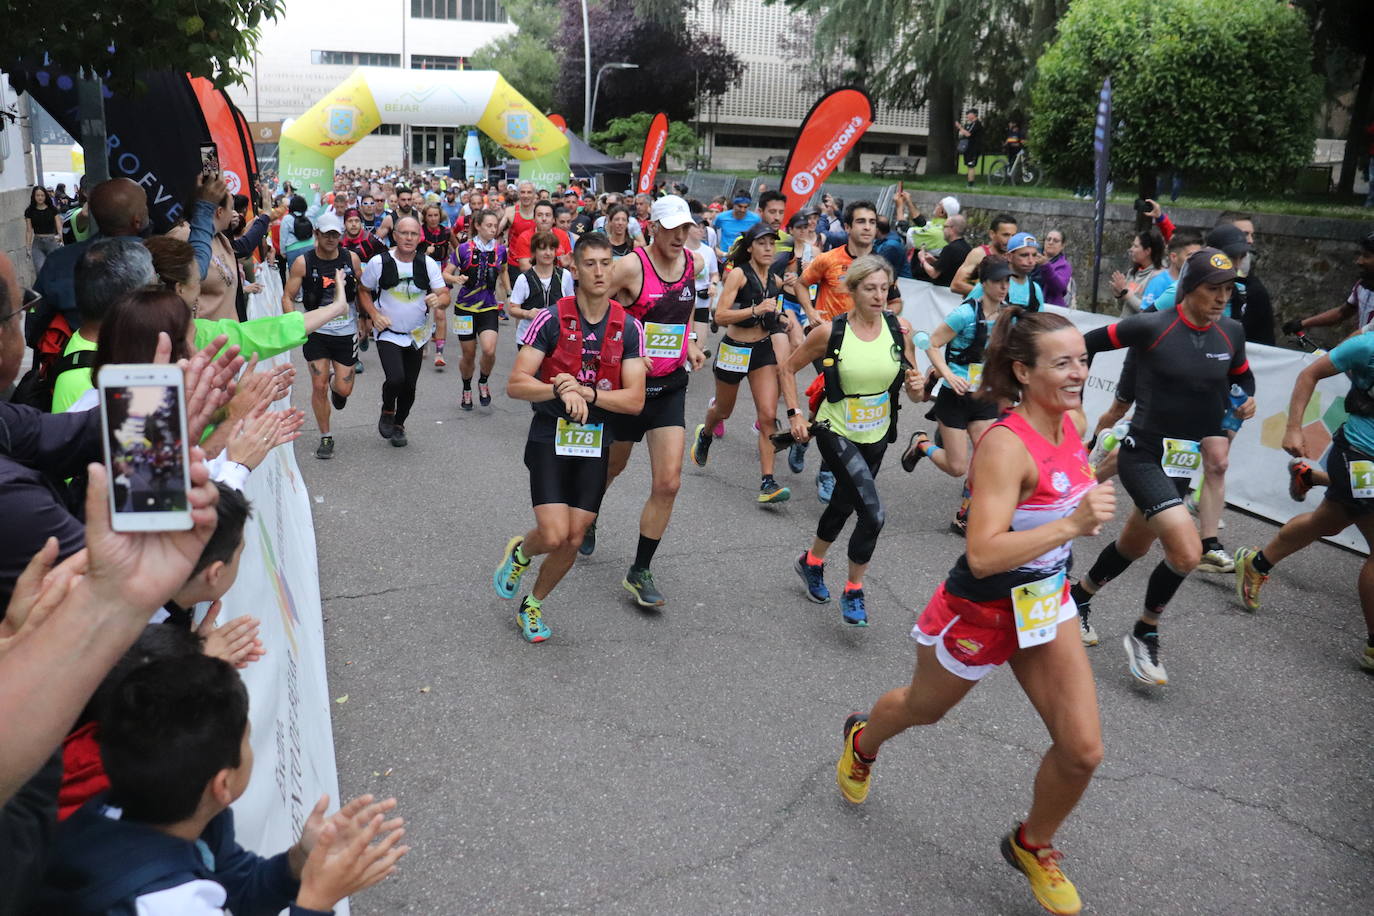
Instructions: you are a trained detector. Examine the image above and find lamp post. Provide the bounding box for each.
[590,62,639,136]
[580,0,592,134]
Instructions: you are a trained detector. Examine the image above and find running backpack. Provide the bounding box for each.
[815,311,910,443]
[373,250,439,293]
[10,344,92,412]
[538,296,626,391]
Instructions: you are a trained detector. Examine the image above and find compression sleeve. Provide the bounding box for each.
[1228,335,1255,396]
[194,312,308,360]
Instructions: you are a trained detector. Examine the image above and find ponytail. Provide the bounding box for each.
[979,307,1075,404]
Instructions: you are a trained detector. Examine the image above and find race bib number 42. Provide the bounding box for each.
[716,342,750,373]
[643,322,687,360]
[967,363,984,388]
[1160,438,1202,480]
[555,419,604,457]
[844,392,890,433]
[1011,570,1066,649]
[1349,459,1374,499]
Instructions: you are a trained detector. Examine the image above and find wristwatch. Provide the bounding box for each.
[786,408,801,418]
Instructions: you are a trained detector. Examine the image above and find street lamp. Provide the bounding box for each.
[590,63,639,136]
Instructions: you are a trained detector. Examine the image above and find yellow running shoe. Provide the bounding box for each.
[1234,546,1268,613]
[835,713,873,804]
[1000,824,1082,915]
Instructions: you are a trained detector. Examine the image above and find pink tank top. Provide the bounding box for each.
[627,247,697,377]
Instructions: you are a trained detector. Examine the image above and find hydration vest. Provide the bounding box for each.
[538,297,627,391]
[946,297,993,367]
[373,250,438,293]
[519,266,567,313]
[819,311,910,443]
[301,249,357,310]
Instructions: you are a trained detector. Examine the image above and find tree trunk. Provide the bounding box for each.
[1338,52,1373,195]
[927,77,957,175]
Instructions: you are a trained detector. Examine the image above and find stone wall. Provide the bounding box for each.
[0,187,35,289]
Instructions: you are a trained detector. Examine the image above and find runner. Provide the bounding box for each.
[603,206,643,259]
[281,211,362,460]
[1069,249,1255,683]
[1234,328,1374,670]
[493,234,649,642]
[835,308,1112,916]
[358,215,449,448]
[502,180,539,285]
[419,203,454,369]
[690,223,807,504]
[950,213,1019,296]
[903,256,1016,536]
[584,195,706,607]
[507,230,574,347]
[444,209,507,410]
[686,217,721,334]
[1282,232,1374,334]
[783,256,922,625]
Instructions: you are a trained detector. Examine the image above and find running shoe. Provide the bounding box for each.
[434,354,447,370]
[389,424,408,447]
[1233,546,1268,612]
[516,596,550,643]
[758,478,791,504]
[841,589,868,627]
[623,565,666,607]
[579,521,596,557]
[479,382,492,407]
[901,430,931,473]
[690,423,713,467]
[1361,644,1374,672]
[949,513,968,537]
[1123,631,1168,685]
[788,441,806,474]
[377,410,396,440]
[1198,547,1235,574]
[315,436,334,460]
[816,469,835,504]
[493,535,530,599]
[1000,825,1083,916]
[794,553,830,603]
[835,713,872,804]
[354,359,365,374]
[1079,606,1098,647]
[461,389,473,411]
[359,337,370,352]
[331,389,348,411]
[1288,458,1313,502]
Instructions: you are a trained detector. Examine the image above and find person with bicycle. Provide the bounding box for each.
[1004,119,1027,173]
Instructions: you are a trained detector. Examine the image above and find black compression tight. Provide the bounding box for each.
[377,339,422,425]
[813,426,888,565]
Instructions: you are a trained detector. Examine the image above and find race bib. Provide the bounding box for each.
[967,363,984,388]
[844,392,890,433]
[1011,570,1065,649]
[1160,437,1202,480]
[409,316,435,348]
[322,309,353,333]
[1349,459,1374,499]
[644,322,687,360]
[555,419,603,457]
[455,313,475,335]
[716,342,751,373]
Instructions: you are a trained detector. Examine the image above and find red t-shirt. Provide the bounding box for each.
[510,226,572,264]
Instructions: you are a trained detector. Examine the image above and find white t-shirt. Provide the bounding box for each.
[690,244,719,293]
[1348,281,1374,328]
[511,269,575,341]
[360,253,446,348]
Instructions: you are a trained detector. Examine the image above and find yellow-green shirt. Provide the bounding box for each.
[815,317,901,444]
[50,332,99,414]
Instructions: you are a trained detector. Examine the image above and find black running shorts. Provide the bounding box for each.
[1117,437,1192,519]
[303,332,358,366]
[524,439,610,514]
[454,309,500,341]
[610,367,688,442]
[713,335,777,385]
[930,383,1001,431]
[1324,426,1374,516]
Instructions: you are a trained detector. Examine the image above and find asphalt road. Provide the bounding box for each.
[291,330,1373,915]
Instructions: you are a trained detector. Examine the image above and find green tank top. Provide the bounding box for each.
[816,316,901,444]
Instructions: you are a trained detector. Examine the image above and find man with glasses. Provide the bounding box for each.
[359,195,392,246]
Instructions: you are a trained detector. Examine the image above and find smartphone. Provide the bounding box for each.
[98,364,194,532]
[200,143,220,176]
[1132,198,1151,213]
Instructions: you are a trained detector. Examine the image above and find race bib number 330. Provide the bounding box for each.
[844,392,890,433]
[555,419,604,457]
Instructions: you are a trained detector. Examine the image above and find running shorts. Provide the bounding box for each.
[695,305,711,325]
[454,309,500,341]
[610,367,688,442]
[913,582,1078,681]
[1117,437,1191,519]
[1324,426,1374,516]
[930,383,1001,430]
[713,335,777,384]
[303,332,358,366]
[524,439,610,514]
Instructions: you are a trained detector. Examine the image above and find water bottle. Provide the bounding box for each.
[1221,384,1247,432]
[912,330,932,351]
[1088,420,1129,468]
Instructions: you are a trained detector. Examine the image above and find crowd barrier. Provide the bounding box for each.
[219,269,347,910]
[897,278,1368,555]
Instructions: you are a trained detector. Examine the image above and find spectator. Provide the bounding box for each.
[874,218,910,279]
[955,109,983,188]
[815,193,840,235]
[1035,229,1074,307]
[1109,228,1165,315]
[24,186,64,275]
[1004,118,1027,161]
[1208,220,1275,345]
[899,194,960,253]
[913,214,970,288]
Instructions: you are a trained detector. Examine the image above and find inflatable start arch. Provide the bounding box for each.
[279,67,569,196]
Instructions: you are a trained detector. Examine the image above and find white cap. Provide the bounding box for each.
[939,196,961,217]
[315,211,344,235]
[650,194,694,229]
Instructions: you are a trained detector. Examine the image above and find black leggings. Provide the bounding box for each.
[813,425,888,565]
[376,339,423,425]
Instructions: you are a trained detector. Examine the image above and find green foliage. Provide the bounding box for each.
[469,0,560,113]
[1030,0,1321,193]
[592,112,698,163]
[1,0,284,91]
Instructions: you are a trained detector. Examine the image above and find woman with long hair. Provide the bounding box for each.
[25,185,64,274]
[1109,228,1165,315]
[167,185,241,322]
[603,205,642,259]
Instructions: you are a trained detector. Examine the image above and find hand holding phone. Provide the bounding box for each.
[98,364,194,532]
[200,143,221,177]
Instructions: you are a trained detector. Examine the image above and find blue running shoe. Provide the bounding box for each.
[795,553,830,603]
[517,596,551,643]
[841,588,869,627]
[788,441,807,474]
[816,469,835,503]
[494,535,530,599]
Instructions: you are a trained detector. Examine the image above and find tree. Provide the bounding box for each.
[469,0,561,114]
[1031,0,1321,197]
[553,0,744,133]
[591,112,698,166]
[1292,0,1374,194]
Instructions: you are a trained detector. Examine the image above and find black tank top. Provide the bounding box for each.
[730,264,784,329]
[302,249,357,311]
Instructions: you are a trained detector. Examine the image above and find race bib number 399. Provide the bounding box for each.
[643,322,687,360]
[1349,459,1374,499]
[555,419,604,457]
[1160,438,1202,480]
[716,342,750,373]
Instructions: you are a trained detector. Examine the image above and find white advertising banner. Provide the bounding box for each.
[220,270,347,911]
[898,278,1368,555]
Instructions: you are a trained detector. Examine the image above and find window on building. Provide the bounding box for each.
[374,124,403,136]
[412,54,467,70]
[857,140,901,156]
[411,0,507,22]
[713,133,790,149]
[311,50,401,67]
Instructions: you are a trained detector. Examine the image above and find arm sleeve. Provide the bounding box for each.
[1085,316,1152,358]
[193,312,308,361]
[622,318,644,359]
[525,309,558,352]
[188,200,218,281]
[1155,213,1175,242]
[229,214,272,258]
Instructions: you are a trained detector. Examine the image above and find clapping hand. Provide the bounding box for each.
[0,539,84,655]
[197,601,265,669]
[295,795,408,911]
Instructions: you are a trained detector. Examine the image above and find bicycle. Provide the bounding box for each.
[987,149,1041,187]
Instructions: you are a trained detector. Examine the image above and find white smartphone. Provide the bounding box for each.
[97,364,194,532]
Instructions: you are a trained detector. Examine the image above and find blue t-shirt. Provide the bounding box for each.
[967,276,1045,309]
[1329,333,1374,456]
[1141,271,1175,311]
[713,211,761,255]
[441,201,463,226]
[939,300,1006,381]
